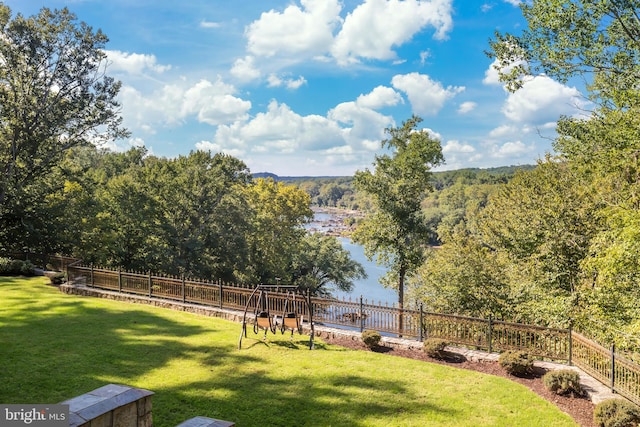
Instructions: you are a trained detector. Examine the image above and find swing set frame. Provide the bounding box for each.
[238,284,315,350]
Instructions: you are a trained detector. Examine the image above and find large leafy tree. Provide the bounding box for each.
[353,116,444,330]
[0,5,127,251]
[145,151,252,279]
[241,178,313,284]
[489,0,640,108]
[291,233,366,297]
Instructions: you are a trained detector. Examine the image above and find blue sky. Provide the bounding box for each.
[6,0,589,176]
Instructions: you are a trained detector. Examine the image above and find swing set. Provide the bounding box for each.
[238,284,315,350]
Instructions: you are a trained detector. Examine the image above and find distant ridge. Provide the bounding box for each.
[252,172,347,181]
[252,164,535,181]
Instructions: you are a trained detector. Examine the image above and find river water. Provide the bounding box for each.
[309,211,397,305]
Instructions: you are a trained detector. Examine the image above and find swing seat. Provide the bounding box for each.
[256,311,272,330]
[282,312,299,330]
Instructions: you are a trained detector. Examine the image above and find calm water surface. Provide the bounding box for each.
[333,237,397,306]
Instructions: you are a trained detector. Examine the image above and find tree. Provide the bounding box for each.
[0,5,127,251]
[476,159,598,327]
[489,0,640,108]
[241,178,313,284]
[353,116,444,331]
[291,233,366,297]
[411,224,511,319]
[145,151,252,279]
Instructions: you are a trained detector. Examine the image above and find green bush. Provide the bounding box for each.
[0,257,12,274]
[423,338,448,359]
[0,258,35,276]
[47,272,67,285]
[361,330,381,349]
[498,350,534,376]
[542,369,584,396]
[594,398,640,427]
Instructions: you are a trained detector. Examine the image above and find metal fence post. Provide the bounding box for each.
[488,314,493,354]
[419,303,424,342]
[218,279,223,309]
[182,275,186,303]
[118,268,122,292]
[568,322,573,366]
[359,296,364,333]
[611,343,616,393]
[90,264,94,287]
[148,271,152,298]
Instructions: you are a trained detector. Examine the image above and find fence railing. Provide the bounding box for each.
[6,253,640,405]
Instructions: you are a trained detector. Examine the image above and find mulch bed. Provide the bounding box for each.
[322,334,595,427]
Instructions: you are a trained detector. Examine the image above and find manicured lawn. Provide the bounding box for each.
[0,277,577,426]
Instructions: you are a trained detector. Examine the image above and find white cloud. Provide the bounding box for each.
[329,86,398,149]
[230,56,262,82]
[503,0,521,5]
[483,58,528,86]
[442,139,475,154]
[458,101,477,114]
[214,100,346,155]
[356,85,403,109]
[119,77,251,132]
[106,50,171,74]
[493,140,529,158]
[246,0,342,58]
[195,140,245,158]
[267,74,308,90]
[391,72,464,116]
[332,0,454,64]
[502,75,586,124]
[200,20,221,29]
[488,124,521,138]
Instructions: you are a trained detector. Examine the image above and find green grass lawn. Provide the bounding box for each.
[0,277,577,427]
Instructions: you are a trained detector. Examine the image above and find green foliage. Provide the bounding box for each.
[0,5,127,253]
[489,0,640,108]
[542,369,584,396]
[0,258,34,276]
[291,233,366,297]
[593,399,640,427]
[361,330,382,349]
[46,272,67,285]
[498,350,534,376]
[353,116,444,310]
[423,338,448,359]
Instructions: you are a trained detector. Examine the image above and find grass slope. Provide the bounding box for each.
[0,277,577,427]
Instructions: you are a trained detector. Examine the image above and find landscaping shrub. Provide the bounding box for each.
[593,398,640,427]
[47,272,67,285]
[423,338,448,359]
[0,258,35,276]
[542,369,584,396]
[0,257,12,274]
[498,350,534,376]
[362,330,381,349]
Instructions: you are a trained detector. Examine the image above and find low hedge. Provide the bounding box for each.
[0,257,35,276]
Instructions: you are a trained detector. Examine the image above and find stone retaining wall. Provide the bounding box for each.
[61,384,153,427]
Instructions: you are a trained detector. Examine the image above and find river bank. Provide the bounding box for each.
[308,206,363,236]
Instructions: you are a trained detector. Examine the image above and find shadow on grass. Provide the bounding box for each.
[155,358,456,426]
[0,281,257,404]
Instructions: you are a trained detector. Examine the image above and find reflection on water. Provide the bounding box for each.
[332,237,397,306]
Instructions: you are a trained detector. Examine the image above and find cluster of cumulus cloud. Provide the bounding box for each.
[104,0,589,174]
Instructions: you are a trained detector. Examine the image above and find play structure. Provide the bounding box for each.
[238,284,315,349]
